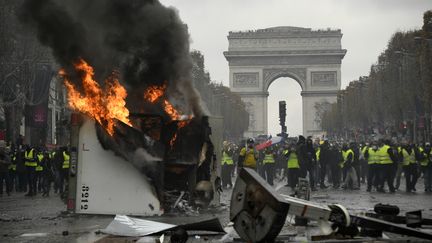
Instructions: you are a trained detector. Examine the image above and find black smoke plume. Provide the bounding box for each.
[19,0,204,118]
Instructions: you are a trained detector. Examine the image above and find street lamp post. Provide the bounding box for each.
[394,50,418,143]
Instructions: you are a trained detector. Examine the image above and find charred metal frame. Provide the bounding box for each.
[230,168,432,242]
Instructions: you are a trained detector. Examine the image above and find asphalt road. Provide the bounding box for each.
[1,176,432,242]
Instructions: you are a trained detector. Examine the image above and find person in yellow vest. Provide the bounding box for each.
[377,140,397,193]
[36,150,45,194]
[316,145,321,187]
[238,138,258,170]
[341,143,359,190]
[418,143,432,192]
[59,147,70,195]
[394,143,404,191]
[400,143,418,193]
[262,147,275,186]
[285,144,300,191]
[364,141,380,192]
[24,145,38,196]
[359,143,369,184]
[221,141,234,188]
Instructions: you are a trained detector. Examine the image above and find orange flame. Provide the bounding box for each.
[169,133,178,147]
[144,84,166,103]
[163,100,181,120]
[61,58,131,136]
[143,84,193,147]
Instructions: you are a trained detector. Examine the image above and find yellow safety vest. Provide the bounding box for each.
[221,151,234,165]
[36,154,44,171]
[367,148,380,165]
[340,149,353,168]
[378,145,393,164]
[63,151,70,169]
[287,151,300,169]
[24,149,37,167]
[50,151,56,159]
[316,148,321,162]
[401,148,416,166]
[8,156,17,171]
[418,147,430,167]
[361,146,368,155]
[240,147,256,169]
[263,153,275,164]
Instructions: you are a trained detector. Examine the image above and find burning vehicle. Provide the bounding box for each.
[20,0,222,214]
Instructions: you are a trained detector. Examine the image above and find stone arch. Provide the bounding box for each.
[263,68,306,91]
[224,26,346,137]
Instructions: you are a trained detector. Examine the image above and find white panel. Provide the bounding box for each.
[76,119,162,216]
[208,116,224,206]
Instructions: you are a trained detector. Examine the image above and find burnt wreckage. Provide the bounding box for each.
[96,114,215,210]
[231,168,432,242]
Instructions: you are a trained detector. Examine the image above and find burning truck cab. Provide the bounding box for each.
[69,113,222,216]
[61,59,223,216]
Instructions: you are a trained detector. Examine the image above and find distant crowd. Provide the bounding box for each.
[0,141,70,198]
[221,136,432,194]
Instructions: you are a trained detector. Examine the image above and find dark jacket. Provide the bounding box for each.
[0,150,11,173]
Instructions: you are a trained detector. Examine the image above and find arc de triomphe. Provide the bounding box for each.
[224,26,346,138]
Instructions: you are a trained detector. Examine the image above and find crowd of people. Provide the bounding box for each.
[221,136,432,194]
[0,140,70,198]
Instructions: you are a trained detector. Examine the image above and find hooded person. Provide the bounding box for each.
[297,136,317,191]
[238,138,258,170]
[318,140,331,189]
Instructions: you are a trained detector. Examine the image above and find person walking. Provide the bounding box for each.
[359,143,369,184]
[365,142,380,192]
[298,137,317,191]
[8,147,17,192]
[262,147,275,185]
[285,144,300,191]
[0,141,12,196]
[377,140,397,193]
[419,143,432,192]
[59,147,70,197]
[41,150,55,197]
[221,141,234,188]
[341,143,359,190]
[400,143,418,192]
[24,145,38,196]
[36,149,45,194]
[394,143,403,190]
[318,141,331,189]
[330,143,342,189]
[15,146,27,193]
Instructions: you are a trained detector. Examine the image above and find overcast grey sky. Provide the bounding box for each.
[161,0,431,136]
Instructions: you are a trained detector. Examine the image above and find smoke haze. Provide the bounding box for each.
[19,0,204,118]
